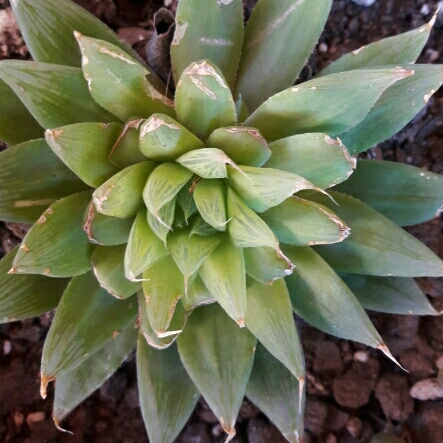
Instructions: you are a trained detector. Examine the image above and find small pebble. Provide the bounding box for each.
[436,355,443,370]
[352,0,376,6]
[346,417,363,438]
[420,4,431,15]
[26,411,45,427]
[13,411,24,429]
[410,378,443,400]
[164,0,173,6]
[318,42,328,53]
[354,351,369,363]
[3,340,12,355]
[326,434,337,443]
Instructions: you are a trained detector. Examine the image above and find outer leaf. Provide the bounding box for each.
[244,68,412,142]
[139,114,204,161]
[182,274,215,310]
[319,14,436,76]
[40,271,137,396]
[265,133,356,189]
[227,165,327,213]
[45,122,121,187]
[261,197,350,246]
[0,139,89,223]
[244,246,293,284]
[206,126,271,167]
[91,245,141,299]
[309,192,443,277]
[284,246,391,355]
[170,0,243,89]
[137,337,199,443]
[247,343,305,443]
[142,255,185,337]
[245,278,304,381]
[175,60,237,140]
[177,303,256,441]
[53,323,137,424]
[199,238,246,326]
[10,0,142,67]
[11,191,94,277]
[338,65,443,154]
[235,0,332,112]
[0,61,117,128]
[335,160,443,226]
[93,161,156,218]
[0,247,68,324]
[75,34,174,122]
[0,78,42,145]
[339,274,440,316]
[193,179,227,231]
[82,202,134,246]
[124,208,169,281]
[148,197,177,245]
[143,163,193,224]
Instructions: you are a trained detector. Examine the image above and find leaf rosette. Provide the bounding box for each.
[1,1,443,442]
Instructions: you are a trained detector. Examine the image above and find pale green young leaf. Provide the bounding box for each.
[199,238,246,326]
[244,68,412,142]
[170,0,243,89]
[247,344,305,443]
[0,61,118,128]
[193,179,227,231]
[0,139,89,224]
[41,271,137,396]
[182,274,215,310]
[12,191,94,277]
[189,215,219,237]
[266,133,356,189]
[53,323,137,425]
[93,161,156,218]
[45,122,121,188]
[147,197,177,245]
[235,0,332,112]
[245,278,304,381]
[0,247,68,324]
[176,183,198,222]
[175,60,236,140]
[177,303,256,441]
[75,34,174,122]
[335,160,443,226]
[309,192,443,277]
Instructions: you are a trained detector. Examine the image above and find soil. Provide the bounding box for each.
[1,0,443,442]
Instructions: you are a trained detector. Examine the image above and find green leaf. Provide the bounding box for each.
[139,113,204,162]
[199,238,246,326]
[247,343,305,443]
[189,215,219,237]
[235,0,332,112]
[319,13,436,76]
[244,67,413,142]
[245,278,304,381]
[177,183,198,222]
[124,208,169,281]
[45,122,121,187]
[0,246,68,324]
[0,61,117,128]
[308,192,443,277]
[82,202,134,246]
[177,303,256,441]
[10,0,142,67]
[143,163,193,225]
[261,197,350,246]
[170,0,243,89]
[338,65,443,154]
[91,245,141,299]
[0,139,89,223]
[53,323,137,425]
[175,60,237,140]
[182,274,215,310]
[40,271,137,396]
[206,126,271,167]
[266,133,356,189]
[148,197,177,245]
[244,246,294,285]
[75,34,174,122]
[93,161,156,218]
[167,229,222,290]
[11,191,94,277]
[227,165,327,213]
[339,273,440,316]
[0,77,43,145]
[193,179,227,231]
[335,160,443,227]
[142,255,185,337]
[137,337,199,443]
[284,246,393,357]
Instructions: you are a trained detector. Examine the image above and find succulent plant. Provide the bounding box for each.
[1,0,443,441]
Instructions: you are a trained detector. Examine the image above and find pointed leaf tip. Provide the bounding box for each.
[377,343,408,372]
